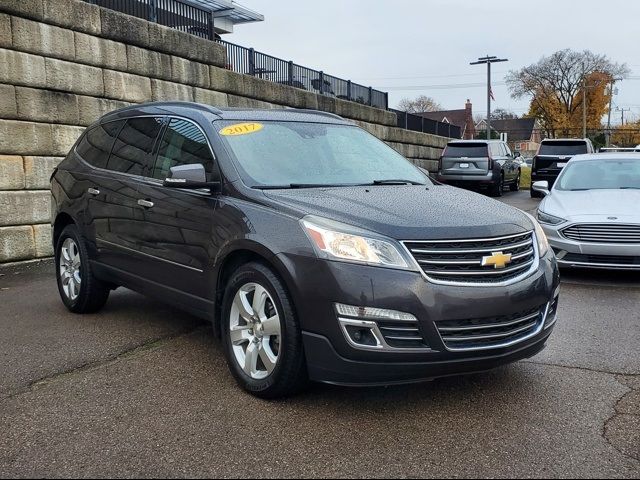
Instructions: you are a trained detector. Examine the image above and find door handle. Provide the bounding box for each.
[88,188,100,196]
[137,199,154,209]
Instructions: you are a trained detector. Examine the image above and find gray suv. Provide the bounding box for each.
[436,140,522,197]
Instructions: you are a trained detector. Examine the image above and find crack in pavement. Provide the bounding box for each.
[524,359,640,378]
[0,326,208,403]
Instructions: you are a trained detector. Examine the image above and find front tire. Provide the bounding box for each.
[55,224,110,313]
[221,262,307,399]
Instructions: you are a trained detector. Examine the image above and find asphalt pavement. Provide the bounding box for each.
[0,190,638,478]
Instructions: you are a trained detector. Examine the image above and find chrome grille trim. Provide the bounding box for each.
[437,311,540,332]
[402,231,539,286]
[561,223,640,244]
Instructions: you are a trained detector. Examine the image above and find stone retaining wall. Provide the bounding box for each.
[0,0,447,263]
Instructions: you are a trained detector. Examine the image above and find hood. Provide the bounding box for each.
[540,189,640,223]
[261,185,533,240]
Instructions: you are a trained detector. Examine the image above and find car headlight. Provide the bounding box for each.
[301,216,414,270]
[537,209,565,225]
[525,213,550,257]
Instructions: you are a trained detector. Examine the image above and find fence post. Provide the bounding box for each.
[208,12,215,40]
[368,86,373,106]
[447,123,451,138]
[435,122,439,136]
[385,92,389,110]
[149,0,157,22]
[347,81,352,101]
[319,71,324,95]
[405,112,408,130]
[421,116,425,134]
[248,48,255,76]
[288,61,294,84]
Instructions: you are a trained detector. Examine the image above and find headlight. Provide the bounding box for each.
[525,213,550,257]
[537,209,565,225]
[301,216,414,270]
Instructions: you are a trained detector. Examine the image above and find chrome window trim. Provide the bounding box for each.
[96,238,205,273]
[400,231,540,287]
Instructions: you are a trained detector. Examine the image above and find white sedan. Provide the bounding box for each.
[532,153,640,270]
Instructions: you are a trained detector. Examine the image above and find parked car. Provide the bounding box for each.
[51,103,559,398]
[436,140,522,197]
[533,152,640,270]
[530,138,595,198]
[524,157,533,167]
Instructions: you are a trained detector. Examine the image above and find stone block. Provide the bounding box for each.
[125,45,172,80]
[51,124,84,156]
[227,94,275,110]
[100,7,148,48]
[0,0,44,21]
[45,58,104,96]
[15,87,80,124]
[0,84,17,118]
[24,156,62,189]
[77,96,130,126]
[42,0,101,36]
[0,12,10,48]
[0,155,24,190]
[170,56,209,89]
[33,223,52,257]
[193,88,228,108]
[74,32,127,71]
[150,79,194,102]
[103,69,151,103]
[0,120,53,156]
[209,66,246,96]
[0,225,36,263]
[0,49,47,88]
[11,16,75,61]
[0,190,50,226]
[148,22,226,67]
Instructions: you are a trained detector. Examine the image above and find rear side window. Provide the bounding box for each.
[152,119,215,181]
[444,143,488,158]
[107,117,164,175]
[76,121,124,169]
[539,141,588,156]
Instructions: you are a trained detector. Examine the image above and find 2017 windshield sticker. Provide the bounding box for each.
[219,123,264,136]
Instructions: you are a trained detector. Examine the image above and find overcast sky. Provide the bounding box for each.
[228,0,640,124]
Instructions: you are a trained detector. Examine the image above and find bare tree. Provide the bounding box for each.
[397,95,442,113]
[492,108,518,120]
[506,49,629,136]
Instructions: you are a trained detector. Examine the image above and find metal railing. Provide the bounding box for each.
[390,109,462,139]
[85,0,461,137]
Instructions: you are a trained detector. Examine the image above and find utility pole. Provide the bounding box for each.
[618,106,631,125]
[471,55,508,140]
[582,64,587,139]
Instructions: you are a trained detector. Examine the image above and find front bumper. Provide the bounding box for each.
[276,251,560,385]
[542,223,640,270]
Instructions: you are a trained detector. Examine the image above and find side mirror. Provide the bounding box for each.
[163,164,220,191]
[532,180,550,196]
[514,151,521,158]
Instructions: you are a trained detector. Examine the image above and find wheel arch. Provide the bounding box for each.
[52,212,76,248]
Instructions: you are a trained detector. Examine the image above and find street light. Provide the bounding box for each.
[471,56,508,140]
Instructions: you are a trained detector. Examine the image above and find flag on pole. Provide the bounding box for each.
[489,86,495,101]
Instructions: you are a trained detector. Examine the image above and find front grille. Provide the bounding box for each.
[436,306,546,351]
[562,253,640,266]
[562,223,640,244]
[403,231,536,285]
[377,318,427,349]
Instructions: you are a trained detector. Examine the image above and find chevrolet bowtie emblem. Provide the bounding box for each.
[481,251,513,269]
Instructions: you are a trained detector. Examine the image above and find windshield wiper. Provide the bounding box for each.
[569,188,591,191]
[620,186,640,189]
[372,179,426,186]
[252,183,368,190]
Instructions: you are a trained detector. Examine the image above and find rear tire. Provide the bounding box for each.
[55,224,110,313]
[530,188,543,198]
[221,261,308,399]
[490,174,504,197]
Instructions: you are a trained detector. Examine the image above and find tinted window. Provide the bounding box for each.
[539,141,588,156]
[152,119,215,181]
[76,121,124,169]
[443,143,488,158]
[107,117,164,175]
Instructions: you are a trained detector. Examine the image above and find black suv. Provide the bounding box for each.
[531,138,595,197]
[51,103,560,398]
[436,140,522,197]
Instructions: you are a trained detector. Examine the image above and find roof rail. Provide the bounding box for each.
[286,108,345,120]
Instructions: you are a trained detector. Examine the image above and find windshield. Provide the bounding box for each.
[443,143,488,158]
[539,141,587,156]
[555,159,640,191]
[216,121,429,187]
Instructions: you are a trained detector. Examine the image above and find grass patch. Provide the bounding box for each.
[520,166,531,189]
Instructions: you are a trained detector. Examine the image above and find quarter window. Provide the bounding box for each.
[76,121,124,169]
[152,119,215,181]
[107,117,164,175]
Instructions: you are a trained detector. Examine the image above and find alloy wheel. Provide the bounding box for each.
[59,238,82,301]
[229,282,282,380]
